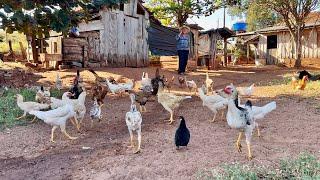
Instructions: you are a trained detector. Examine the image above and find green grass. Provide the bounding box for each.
[196,153,320,179]
[0,88,62,130]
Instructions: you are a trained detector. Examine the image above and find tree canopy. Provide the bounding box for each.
[0,0,126,37]
[228,0,279,31]
[145,0,240,27]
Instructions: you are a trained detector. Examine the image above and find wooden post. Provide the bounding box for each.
[247,43,250,64]
[19,42,27,60]
[223,37,227,67]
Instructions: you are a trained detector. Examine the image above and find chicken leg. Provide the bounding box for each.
[247,143,253,160]
[127,130,134,148]
[143,106,147,112]
[134,128,142,154]
[256,123,261,138]
[16,112,26,120]
[236,132,243,153]
[70,116,80,131]
[60,125,78,140]
[50,126,58,143]
[30,116,37,123]
[165,112,174,124]
[210,113,217,123]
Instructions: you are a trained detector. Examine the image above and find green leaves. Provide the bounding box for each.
[0,0,125,37]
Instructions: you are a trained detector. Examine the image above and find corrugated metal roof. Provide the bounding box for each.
[257,22,320,33]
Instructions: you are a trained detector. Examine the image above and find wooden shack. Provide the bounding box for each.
[236,12,320,66]
[45,0,150,68]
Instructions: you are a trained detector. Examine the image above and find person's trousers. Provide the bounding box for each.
[178,50,189,73]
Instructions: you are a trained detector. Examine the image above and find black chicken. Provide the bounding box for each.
[175,116,190,150]
[151,68,165,95]
[69,70,83,99]
[298,70,320,81]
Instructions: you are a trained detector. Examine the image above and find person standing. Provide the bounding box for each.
[176,26,190,75]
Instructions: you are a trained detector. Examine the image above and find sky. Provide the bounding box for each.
[187,8,244,31]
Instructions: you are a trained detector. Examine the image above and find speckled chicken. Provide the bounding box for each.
[220,84,255,160]
[35,86,51,104]
[125,94,143,154]
[89,98,103,127]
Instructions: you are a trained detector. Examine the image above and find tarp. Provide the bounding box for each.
[147,21,179,56]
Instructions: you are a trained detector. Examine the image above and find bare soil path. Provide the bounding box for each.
[1,63,319,180]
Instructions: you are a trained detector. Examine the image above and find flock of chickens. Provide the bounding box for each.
[14,68,279,159]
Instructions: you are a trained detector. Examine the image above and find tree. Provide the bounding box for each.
[228,1,279,31]
[145,0,240,27]
[145,0,205,27]
[0,0,125,62]
[259,0,319,68]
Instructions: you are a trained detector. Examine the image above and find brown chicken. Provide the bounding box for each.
[164,76,175,92]
[178,76,186,88]
[292,75,308,90]
[92,84,108,106]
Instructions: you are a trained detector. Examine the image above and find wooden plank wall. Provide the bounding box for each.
[258,27,320,64]
[99,10,149,67]
[257,35,267,58]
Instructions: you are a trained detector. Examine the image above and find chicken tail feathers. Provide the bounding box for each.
[88,69,98,75]
[29,110,45,121]
[262,101,276,114]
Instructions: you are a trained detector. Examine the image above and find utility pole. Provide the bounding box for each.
[223,2,228,67]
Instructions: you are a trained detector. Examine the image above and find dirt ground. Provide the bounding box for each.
[1,62,320,180]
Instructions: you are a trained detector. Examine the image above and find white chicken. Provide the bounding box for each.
[185,77,197,94]
[221,84,267,160]
[141,72,152,88]
[50,92,71,109]
[237,98,276,137]
[50,90,86,130]
[16,94,50,121]
[106,78,134,94]
[89,98,103,128]
[55,73,63,90]
[198,85,227,122]
[62,90,87,127]
[125,94,143,154]
[29,104,78,142]
[205,72,214,94]
[238,83,255,96]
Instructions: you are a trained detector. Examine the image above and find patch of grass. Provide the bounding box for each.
[0,88,62,130]
[0,88,35,129]
[196,153,320,179]
[50,88,63,98]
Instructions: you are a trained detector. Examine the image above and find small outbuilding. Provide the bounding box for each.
[44,0,150,69]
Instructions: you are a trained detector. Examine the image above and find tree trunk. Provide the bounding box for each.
[294,28,302,68]
[31,34,39,63]
[26,34,39,63]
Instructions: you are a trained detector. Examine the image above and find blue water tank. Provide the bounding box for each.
[232,22,247,32]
